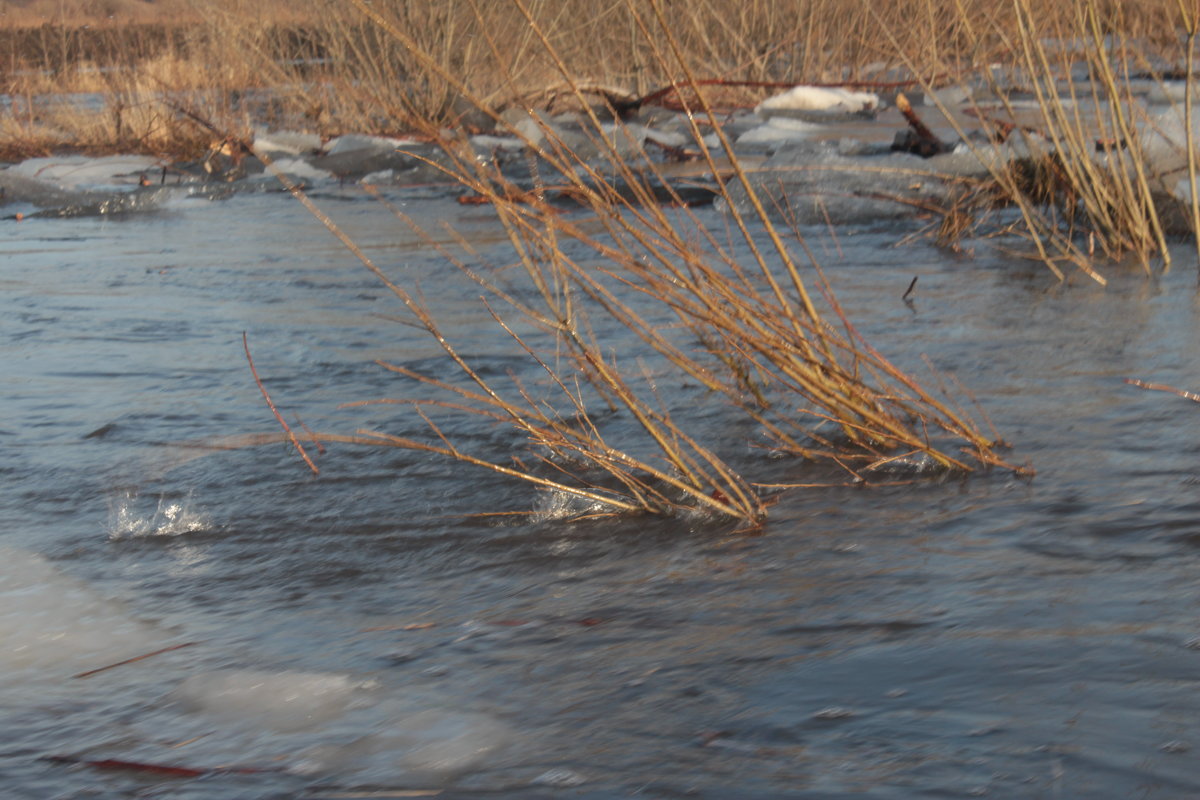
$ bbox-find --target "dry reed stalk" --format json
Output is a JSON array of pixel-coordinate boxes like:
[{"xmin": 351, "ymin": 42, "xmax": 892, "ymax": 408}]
[
  {"xmin": 902, "ymin": 0, "xmax": 1198, "ymax": 280},
  {"xmin": 1176, "ymin": 1, "xmax": 1200, "ymax": 270},
  {"xmin": 252, "ymin": 0, "xmax": 1026, "ymax": 527}
]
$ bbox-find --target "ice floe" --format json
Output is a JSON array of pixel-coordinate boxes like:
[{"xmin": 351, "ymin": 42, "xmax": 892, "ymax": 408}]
[{"xmin": 0, "ymin": 546, "xmax": 161, "ymax": 684}]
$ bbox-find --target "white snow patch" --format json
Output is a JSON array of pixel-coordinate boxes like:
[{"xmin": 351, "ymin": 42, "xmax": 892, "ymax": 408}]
[{"xmin": 755, "ymin": 85, "xmax": 878, "ymax": 117}]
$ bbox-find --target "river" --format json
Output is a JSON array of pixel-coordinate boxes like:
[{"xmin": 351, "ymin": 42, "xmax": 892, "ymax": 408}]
[{"xmin": 2, "ymin": 157, "xmax": 1200, "ymax": 799}]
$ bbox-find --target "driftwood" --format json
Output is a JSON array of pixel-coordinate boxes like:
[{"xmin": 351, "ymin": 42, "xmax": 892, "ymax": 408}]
[{"xmin": 891, "ymin": 93, "xmax": 952, "ymax": 157}]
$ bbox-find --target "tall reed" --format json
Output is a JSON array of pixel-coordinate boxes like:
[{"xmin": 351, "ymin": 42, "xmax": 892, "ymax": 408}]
[{"xmin": 909, "ymin": 0, "xmax": 1199, "ymax": 280}]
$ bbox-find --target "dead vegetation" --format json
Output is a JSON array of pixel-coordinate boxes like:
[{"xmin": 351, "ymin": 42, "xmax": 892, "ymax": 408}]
[
  {"xmin": 8, "ymin": 0, "xmax": 1200, "ymax": 524},
  {"xmin": 209, "ymin": 0, "xmax": 1026, "ymax": 529},
  {"xmin": 1, "ymin": 0, "xmax": 1196, "ymax": 155}
]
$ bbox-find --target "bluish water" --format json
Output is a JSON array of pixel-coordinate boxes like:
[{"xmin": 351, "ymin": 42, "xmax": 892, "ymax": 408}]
[{"xmin": 2, "ymin": 169, "xmax": 1200, "ymax": 799}]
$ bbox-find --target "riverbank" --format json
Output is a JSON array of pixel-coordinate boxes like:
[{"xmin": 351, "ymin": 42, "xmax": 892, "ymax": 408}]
[{"xmin": 1, "ymin": 0, "xmax": 1193, "ymax": 158}]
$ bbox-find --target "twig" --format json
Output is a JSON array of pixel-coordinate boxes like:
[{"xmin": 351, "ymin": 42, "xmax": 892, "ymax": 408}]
[
  {"xmin": 73, "ymin": 641, "xmax": 199, "ymax": 679},
  {"xmin": 1125, "ymin": 378, "xmax": 1200, "ymax": 403},
  {"xmin": 901, "ymin": 276, "xmax": 919, "ymax": 301},
  {"xmin": 40, "ymin": 755, "xmax": 279, "ymax": 777},
  {"xmin": 243, "ymin": 331, "xmax": 319, "ymax": 475},
  {"xmin": 293, "ymin": 412, "xmax": 326, "ymax": 454}
]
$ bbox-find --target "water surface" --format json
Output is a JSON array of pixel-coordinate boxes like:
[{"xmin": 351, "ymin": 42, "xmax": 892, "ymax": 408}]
[{"xmin": 2, "ymin": 176, "xmax": 1200, "ymax": 799}]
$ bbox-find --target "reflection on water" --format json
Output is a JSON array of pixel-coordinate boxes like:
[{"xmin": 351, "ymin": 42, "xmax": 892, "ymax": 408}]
[{"xmin": 1, "ymin": 179, "xmax": 1199, "ymax": 798}]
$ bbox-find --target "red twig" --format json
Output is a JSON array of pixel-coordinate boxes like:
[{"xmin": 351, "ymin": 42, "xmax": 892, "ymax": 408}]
[
  {"xmin": 243, "ymin": 331, "xmax": 319, "ymax": 474},
  {"xmin": 293, "ymin": 413, "xmax": 326, "ymax": 454},
  {"xmin": 40, "ymin": 755, "xmax": 279, "ymax": 777},
  {"xmin": 73, "ymin": 641, "xmax": 199, "ymax": 679}
]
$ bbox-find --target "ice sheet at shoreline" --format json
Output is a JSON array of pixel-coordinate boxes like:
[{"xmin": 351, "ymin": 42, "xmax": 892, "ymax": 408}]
[
  {"xmin": 6, "ymin": 78, "xmax": 1200, "ymax": 226},
  {"xmin": 0, "ymin": 545, "xmax": 515, "ymax": 783},
  {"xmin": 0, "ymin": 546, "xmax": 162, "ymax": 685}
]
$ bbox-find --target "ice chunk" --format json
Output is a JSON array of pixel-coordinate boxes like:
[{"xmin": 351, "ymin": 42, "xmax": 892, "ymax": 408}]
[
  {"xmin": 253, "ymin": 128, "xmax": 322, "ymax": 157},
  {"xmin": 265, "ymin": 157, "xmax": 333, "ymax": 182},
  {"xmin": 172, "ymin": 669, "xmax": 377, "ymax": 732},
  {"xmin": 1137, "ymin": 106, "xmax": 1200, "ymax": 180},
  {"xmin": 470, "ymin": 134, "xmax": 527, "ymax": 153},
  {"xmin": 293, "ymin": 708, "xmax": 511, "ymax": 780},
  {"xmin": 8, "ymin": 155, "xmax": 161, "ymax": 190},
  {"xmin": 322, "ymin": 133, "xmax": 420, "ymax": 156},
  {"xmin": 0, "ymin": 546, "xmax": 161, "ymax": 684},
  {"xmin": 737, "ymin": 116, "xmax": 820, "ymax": 146}
]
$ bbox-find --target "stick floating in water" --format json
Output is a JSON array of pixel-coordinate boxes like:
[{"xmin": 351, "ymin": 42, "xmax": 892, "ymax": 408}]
[
  {"xmin": 73, "ymin": 641, "xmax": 200, "ymax": 679},
  {"xmin": 1125, "ymin": 378, "xmax": 1200, "ymax": 403}
]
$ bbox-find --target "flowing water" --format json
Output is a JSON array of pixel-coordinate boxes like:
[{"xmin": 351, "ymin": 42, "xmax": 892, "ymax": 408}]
[{"xmin": 3, "ymin": 168, "xmax": 1200, "ymax": 799}]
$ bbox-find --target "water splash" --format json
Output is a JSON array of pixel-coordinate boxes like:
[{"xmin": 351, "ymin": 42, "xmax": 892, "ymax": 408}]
[
  {"xmin": 108, "ymin": 490, "xmax": 211, "ymax": 540},
  {"xmin": 532, "ymin": 488, "xmax": 625, "ymax": 522}
]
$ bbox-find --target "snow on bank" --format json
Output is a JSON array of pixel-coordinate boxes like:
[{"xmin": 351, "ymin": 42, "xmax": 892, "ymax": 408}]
[{"xmin": 755, "ymin": 85, "xmax": 879, "ymax": 117}]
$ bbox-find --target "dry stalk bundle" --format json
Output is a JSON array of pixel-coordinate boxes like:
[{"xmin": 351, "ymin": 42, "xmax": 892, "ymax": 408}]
[
  {"xmin": 265, "ymin": 0, "xmax": 1023, "ymax": 529},
  {"xmin": 909, "ymin": 0, "xmax": 1199, "ymax": 280}
]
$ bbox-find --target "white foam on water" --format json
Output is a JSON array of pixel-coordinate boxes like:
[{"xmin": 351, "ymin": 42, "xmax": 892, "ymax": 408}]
[
  {"xmin": 0, "ymin": 546, "xmax": 162, "ymax": 685},
  {"xmin": 532, "ymin": 487, "xmax": 626, "ymax": 521}
]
